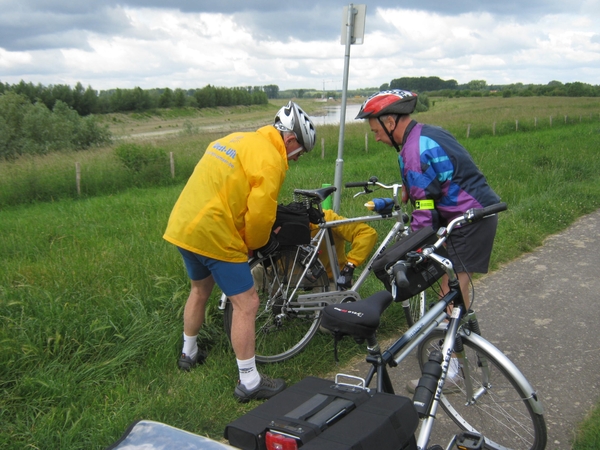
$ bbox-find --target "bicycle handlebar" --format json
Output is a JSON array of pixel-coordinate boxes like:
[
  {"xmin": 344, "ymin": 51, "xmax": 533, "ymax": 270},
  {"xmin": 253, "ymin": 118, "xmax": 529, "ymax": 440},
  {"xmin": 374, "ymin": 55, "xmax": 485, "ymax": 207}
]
[
  {"xmin": 393, "ymin": 261, "xmax": 411, "ymax": 288},
  {"xmin": 390, "ymin": 202, "xmax": 508, "ymax": 283},
  {"xmin": 345, "ymin": 181, "xmax": 371, "ymax": 188},
  {"xmin": 344, "ymin": 176, "xmax": 402, "ymax": 191},
  {"xmin": 464, "ymin": 202, "xmax": 508, "ymax": 223}
]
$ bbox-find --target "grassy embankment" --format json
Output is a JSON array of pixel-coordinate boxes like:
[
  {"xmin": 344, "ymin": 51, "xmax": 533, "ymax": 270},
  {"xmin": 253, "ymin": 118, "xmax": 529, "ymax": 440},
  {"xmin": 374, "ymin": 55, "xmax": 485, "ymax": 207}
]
[{"xmin": 1, "ymin": 96, "xmax": 600, "ymax": 449}]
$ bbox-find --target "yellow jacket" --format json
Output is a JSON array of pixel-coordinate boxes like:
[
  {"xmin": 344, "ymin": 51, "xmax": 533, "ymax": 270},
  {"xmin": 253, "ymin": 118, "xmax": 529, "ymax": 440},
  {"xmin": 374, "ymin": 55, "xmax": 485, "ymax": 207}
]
[
  {"xmin": 311, "ymin": 209, "xmax": 378, "ymax": 277},
  {"xmin": 163, "ymin": 126, "xmax": 289, "ymax": 262}
]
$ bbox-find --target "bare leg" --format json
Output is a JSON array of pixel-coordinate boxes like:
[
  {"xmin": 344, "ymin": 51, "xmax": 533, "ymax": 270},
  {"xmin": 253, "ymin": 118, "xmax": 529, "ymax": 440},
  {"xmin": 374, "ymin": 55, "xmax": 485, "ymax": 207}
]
[
  {"xmin": 183, "ymin": 276, "xmax": 215, "ymax": 336},
  {"xmin": 439, "ymin": 272, "xmax": 473, "ymax": 310},
  {"xmin": 228, "ymin": 287, "xmax": 260, "ymax": 360}
]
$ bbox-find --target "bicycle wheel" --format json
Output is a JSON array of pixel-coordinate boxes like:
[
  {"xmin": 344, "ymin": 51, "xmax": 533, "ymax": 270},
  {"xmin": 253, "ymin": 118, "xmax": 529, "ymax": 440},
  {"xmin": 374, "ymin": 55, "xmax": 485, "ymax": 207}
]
[
  {"xmin": 417, "ymin": 329, "xmax": 547, "ymax": 450},
  {"xmin": 223, "ymin": 246, "xmax": 330, "ymax": 363},
  {"xmin": 402, "ymin": 291, "xmax": 426, "ymax": 327}
]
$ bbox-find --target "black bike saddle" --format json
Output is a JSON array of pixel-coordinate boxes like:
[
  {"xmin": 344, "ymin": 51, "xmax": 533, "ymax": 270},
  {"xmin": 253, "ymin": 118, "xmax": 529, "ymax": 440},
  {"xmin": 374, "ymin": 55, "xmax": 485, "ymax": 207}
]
[
  {"xmin": 294, "ymin": 186, "xmax": 337, "ymax": 203},
  {"xmin": 320, "ymin": 291, "xmax": 393, "ymax": 340}
]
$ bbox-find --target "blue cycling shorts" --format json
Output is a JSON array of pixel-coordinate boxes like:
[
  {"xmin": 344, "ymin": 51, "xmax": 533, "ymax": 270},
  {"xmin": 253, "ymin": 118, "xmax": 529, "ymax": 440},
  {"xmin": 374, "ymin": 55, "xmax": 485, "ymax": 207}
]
[{"xmin": 177, "ymin": 247, "xmax": 254, "ymax": 296}]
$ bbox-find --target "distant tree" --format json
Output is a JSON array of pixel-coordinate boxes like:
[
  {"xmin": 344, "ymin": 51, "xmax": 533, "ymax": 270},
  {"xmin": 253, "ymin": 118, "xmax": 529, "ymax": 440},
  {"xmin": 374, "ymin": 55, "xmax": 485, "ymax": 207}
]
[
  {"xmin": 173, "ymin": 88, "xmax": 186, "ymax": 107},
  {"xmin": 379, "ymin": 83, "xmax": 390, "ymax": 91},
  {"xmin": 263, "ymin": 84, "xmax": 279, "ymax": 99},
  {"xmin": 390, "ymin": 76, "xmax": 458, "ymax": 92},
  {"xmin": 215, "ymin": 87, "xmax": 233, "ymax": 106},
  {"xmin": 467, "ymin": 80, "xmax": 487, "ymax": 91},
  {"xmin": 159, "ymin": 88, "xmax": 174, "ymax": 108},
  {"xmin": 565, "ymin": 82, "xmax": 592, "ymax": 97},
  {"xmin": 251, "ymin": 90, "xmax": 268, "ymax": 105},
  {"xmin": 232, "ymin": 87, "xmax": 251, "ymax": 106},
  {"xmin": 0, "ymin": 92, "xmax": 110, "ymax": 159},
  {"xmin": 72, "ymin": 82, "xmax": 85, "ymax": 114},
  {"xmin": 194, "ymin": 85, "xmax": 217, "ymax": 108},
  {"xmin": 0, "ymin": 92, "xmax": 30, "ymax": 158},
  {"xmin": 51, "ymin": 84, "xmax": 74, "ymax": 109}
]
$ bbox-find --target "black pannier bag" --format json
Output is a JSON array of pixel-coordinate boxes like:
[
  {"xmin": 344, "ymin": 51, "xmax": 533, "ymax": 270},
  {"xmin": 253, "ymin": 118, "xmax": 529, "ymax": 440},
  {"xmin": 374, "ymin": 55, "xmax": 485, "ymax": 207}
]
[
  {"xmin": 272, "ymin": 201, "xmax": 311, "ymax": 245},
  {"xmin": 224, "ymin": 376, "xmax": 418, "ymax": 450},
  {"xmin": 373, "ymin": 227, "xmax": 448, "ymax": 301}
]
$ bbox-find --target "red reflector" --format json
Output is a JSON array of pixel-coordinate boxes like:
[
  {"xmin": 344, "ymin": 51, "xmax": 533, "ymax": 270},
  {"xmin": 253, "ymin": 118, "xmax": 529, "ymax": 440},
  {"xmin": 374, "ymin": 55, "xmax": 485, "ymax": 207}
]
[{"xmin": 265, "ymin": 431, "xmax": 299, "ymax": 450}]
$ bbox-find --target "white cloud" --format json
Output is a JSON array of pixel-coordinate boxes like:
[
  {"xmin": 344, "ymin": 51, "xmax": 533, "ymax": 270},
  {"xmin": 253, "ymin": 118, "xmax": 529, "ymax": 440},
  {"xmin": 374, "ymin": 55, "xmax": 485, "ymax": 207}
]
[{"xmin": 1, "ymin": 3, "xmax": 599, "ymax": 90}]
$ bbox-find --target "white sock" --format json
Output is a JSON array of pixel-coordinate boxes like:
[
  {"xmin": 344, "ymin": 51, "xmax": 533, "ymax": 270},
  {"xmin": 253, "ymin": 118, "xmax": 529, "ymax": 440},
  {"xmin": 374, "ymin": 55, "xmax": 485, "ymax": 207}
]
[
  {"xmin": 237, "ymin": 356, "xmax": 260, "ymax": 390},
  {"xmin": 182, "ymin": 332, "xmax": 198, "ymax": 359}
]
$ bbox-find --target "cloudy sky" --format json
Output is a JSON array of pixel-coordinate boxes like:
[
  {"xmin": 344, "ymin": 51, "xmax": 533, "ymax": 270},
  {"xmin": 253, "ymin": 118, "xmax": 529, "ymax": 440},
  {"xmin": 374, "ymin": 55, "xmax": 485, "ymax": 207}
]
[{"xmin": 1, "ymin": 0, "xmax": 599, "ymax": 92}]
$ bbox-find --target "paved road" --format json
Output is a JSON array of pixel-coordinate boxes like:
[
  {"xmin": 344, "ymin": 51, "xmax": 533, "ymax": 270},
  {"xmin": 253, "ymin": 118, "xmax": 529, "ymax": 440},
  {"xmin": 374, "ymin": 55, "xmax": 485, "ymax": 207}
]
[{"xmin": 339, "ymin": 209, "xmax": 600, "ymax": 449}]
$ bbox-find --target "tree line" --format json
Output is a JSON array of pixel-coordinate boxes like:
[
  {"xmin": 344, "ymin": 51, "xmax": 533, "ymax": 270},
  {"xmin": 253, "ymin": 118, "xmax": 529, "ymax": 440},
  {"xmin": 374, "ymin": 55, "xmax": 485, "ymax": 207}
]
[
  {"xmin": 0, "ymin": 81, "xmax": 278, "ymax": 116},
  {"xmin": 383, "ymin": 76, "xmax": 600, "ymax": 98},
  {"xmin": 0, "ymin": 92, "xmax": 111, "ymax": 160}
]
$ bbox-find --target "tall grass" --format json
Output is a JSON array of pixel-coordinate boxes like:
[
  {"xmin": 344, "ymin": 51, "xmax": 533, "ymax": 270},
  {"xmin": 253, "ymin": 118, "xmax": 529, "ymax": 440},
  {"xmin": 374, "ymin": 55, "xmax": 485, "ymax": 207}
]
[
  {"xmin": 1, "ymin": 96, "xmax": 599, "ymax": 208},
  {"xmin": 1, "ymin": 99, "xmax": 600, "ymax": 448}
]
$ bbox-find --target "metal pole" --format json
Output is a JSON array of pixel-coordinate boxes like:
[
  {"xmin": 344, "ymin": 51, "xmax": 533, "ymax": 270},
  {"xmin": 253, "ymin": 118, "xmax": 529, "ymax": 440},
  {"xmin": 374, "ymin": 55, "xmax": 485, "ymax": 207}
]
[{"xmin": 332, "ymin": 4, "xmax": 355, "ymax": 213}]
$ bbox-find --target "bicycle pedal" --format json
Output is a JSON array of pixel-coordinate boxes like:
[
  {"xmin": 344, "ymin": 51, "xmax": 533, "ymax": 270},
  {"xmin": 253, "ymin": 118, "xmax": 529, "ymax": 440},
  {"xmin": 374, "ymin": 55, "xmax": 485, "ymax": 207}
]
[{"xmin": 455, "ymin": 431, "xmax": 484, "ymax": 450}]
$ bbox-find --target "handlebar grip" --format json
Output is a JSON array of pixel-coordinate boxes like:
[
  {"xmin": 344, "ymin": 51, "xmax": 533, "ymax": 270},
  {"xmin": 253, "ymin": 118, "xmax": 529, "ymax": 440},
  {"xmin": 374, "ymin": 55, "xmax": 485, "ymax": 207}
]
[
  {"xmin": 468, "ymin": 202, "xmax": 508, "ymax": 222},
  {"xmin": 345, "ymin": 181, "xmax": 369, "ymax": 188},
  {"xmin": 392, "ymin": 262, "xmax": 410, "ymax": 288}
]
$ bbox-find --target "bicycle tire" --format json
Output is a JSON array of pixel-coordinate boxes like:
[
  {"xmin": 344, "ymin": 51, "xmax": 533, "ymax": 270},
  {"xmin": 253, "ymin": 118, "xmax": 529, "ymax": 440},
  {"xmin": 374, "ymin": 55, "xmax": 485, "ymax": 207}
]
[
  {"xmin": 223, "ymin": 246, "xmax": 330, "ymax": 363},
  {"xmin": 417, "ymin": 329, "xmax": 547, "ymax": 450},
  {"xmin": 402, "ymin": 291, "xmax": 426, "ymax": 327}
]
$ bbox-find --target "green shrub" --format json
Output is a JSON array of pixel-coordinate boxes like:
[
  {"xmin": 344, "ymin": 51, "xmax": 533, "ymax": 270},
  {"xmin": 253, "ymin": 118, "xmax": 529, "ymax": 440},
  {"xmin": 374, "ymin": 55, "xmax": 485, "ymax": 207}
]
[
  {"xmin": 114, "ymin": 143, "xmax": 171, "ymax": 186},
  {"xmin": 0, "ymin": 92, "xmax": 112, "ymax": 159},
  {"xmin": 114, "ymin": 143, "xmax": 165, "ymax": 172}
]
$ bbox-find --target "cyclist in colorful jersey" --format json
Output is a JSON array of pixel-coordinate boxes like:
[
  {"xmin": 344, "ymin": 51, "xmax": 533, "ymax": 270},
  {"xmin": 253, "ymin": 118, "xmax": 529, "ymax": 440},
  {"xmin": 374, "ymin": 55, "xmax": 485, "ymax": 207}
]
[
  {"xmin": 163, "ymin": 102, "xmax": 316, "ymax": 402},
  {"xmin": 356, "ymin": 89, "xmax": 501, "ymax": 309}
]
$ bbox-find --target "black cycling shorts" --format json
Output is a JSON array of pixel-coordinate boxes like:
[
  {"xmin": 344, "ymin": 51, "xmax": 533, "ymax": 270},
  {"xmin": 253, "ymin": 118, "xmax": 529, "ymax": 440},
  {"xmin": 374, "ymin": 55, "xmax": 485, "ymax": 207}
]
[{"xmin": 446, "ymin": 214, "xmax": 498, "ymax": 274}]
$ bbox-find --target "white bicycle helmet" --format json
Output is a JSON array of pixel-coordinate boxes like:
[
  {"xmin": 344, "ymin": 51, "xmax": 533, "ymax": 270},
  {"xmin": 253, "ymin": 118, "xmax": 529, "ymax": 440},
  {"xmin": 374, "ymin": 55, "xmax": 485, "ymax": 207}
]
[{"xmin": 274, "ymin": 101, "xmax": 317, "ymax": 152}]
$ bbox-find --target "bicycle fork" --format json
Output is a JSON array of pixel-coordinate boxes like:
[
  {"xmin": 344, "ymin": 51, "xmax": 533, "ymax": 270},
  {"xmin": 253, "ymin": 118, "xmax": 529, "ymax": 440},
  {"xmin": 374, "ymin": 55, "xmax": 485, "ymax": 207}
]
[{"xmin": 416, "ymin": 306, "xmax": 464, "ymax": 450}]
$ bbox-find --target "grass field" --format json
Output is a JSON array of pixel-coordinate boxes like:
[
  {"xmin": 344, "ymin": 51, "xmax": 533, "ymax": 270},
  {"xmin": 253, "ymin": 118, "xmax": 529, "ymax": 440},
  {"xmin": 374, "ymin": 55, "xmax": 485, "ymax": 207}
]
[{"xmin": 1, "ymin": 97, "xmax": 600, "ymax": 449}]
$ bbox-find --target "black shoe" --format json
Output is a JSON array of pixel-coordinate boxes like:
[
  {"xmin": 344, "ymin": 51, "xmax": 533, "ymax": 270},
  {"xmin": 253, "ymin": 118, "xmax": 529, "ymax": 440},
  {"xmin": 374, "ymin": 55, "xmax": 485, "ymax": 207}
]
[
  {"xmin": 234, "ymin": 373, "xmax": 286, "ymax": 403},
  {"xmin": 178, "ymin": 350, "xmax": 207, "ymax": 371}
]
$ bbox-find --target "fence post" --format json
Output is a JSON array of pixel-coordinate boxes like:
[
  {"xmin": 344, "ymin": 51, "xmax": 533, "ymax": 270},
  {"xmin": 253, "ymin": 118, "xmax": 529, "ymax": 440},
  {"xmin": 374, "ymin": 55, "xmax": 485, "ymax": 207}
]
[
  {"xmin": 493, "ymin": 122, "xmax": 496, "ymax": 136},
  {"xmin": 466, "ymin": 124, "xmax": 471, "ymax": 138},
  {"xmin": 535, "ymin": 117, "xmax": 538, "ymax": 128},
  {"xmin": 365, "ymin": 133, "xmax": 368, "ymax": 152},
  {"xmin": 564, "ymin": 115, "xmax": 567, "ymax": 124},
  {"xmin": 550, "ymin": 116, "xmax": 553, "ymax": 127},
  {"xmin": 75, "ymin": 162, "xmax": 81, "ymax": 196},
  {"xmin": 169, "ymin": 152, "xmax": 175, "ymax": 178},
  {"xmin": 515, "ymin": 120, "xmax": 518, "ymax": 132},
  {"xmin": 321, "ymin": 138, "xmax": 325, "ymax": 160}
]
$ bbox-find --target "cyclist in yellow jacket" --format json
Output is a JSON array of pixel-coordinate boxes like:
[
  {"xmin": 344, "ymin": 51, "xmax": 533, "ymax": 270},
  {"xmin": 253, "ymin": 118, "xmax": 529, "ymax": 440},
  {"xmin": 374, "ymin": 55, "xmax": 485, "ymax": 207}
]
[
  {"xmin": 310, "ymin": 209, "xmax": 377, "ymax": 289},
  {"xmin": 163, "ymin": 102, "xmax": 316, "ymax": 402}
]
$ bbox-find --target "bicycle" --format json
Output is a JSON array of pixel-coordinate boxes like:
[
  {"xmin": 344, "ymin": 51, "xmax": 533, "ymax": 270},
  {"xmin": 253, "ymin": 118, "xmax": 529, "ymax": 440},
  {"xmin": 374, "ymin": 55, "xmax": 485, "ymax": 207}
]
[
  {"xmin": 219, "ymin": 177, "xmax": 426, "ymax": 363},
  {"xmin": 319, "ymin": 203, "xmax": 547, "ymax": 450}
]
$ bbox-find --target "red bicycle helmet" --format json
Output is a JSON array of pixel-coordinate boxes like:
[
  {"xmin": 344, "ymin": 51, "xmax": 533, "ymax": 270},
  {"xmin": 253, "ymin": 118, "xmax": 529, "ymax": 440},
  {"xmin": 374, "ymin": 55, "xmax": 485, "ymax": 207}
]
[{"xmin": 355, "ymin": 89, "xmax": 418, "ymax": 119}]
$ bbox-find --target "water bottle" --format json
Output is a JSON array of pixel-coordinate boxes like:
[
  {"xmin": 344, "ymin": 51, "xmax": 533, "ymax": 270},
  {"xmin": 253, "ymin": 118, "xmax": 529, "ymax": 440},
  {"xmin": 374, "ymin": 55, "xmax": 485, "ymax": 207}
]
[{"xmin": 412, "ymin": 350, "xmax": 443, "ymax": 418}]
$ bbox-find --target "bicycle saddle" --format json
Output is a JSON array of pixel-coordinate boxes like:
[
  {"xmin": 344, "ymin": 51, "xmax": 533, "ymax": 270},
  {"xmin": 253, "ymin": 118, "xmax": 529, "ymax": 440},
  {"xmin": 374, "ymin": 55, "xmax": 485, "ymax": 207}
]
[
  {"xmin": 294, "ymin": 186, "xmax": 337, "ymax": 203},
  {"xmin": 321, "ymin": 290, "xmax": 393, "ymax": 341}
]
